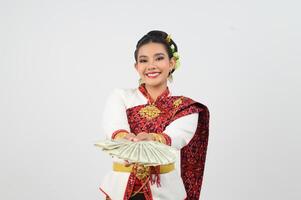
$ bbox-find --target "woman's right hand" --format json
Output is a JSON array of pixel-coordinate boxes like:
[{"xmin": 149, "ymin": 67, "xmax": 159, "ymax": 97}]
[
  {"xmin": 124, "ymin": 133, "xmax": 138, "ymax": 142},
  {"xmin": 124, "ymin": 132, "xmax": 155, "ymax": 142}
]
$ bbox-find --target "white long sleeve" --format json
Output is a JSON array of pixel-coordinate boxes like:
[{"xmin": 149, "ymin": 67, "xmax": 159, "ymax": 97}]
[
  {"xmin": 101, "ymin": 89, "xmax": 131, "ymax": 139},
  {"xmin": 164, "ymin": 113, "xmax": 199, "ymax": 150}
]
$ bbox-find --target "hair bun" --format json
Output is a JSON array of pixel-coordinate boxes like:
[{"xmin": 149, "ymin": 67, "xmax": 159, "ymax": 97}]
[{"xmin": 147, "ymin": 30, "xmax": 168, "ymax": 39}]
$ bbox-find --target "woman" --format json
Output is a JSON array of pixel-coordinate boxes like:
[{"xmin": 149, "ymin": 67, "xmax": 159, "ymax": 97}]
[{"xmin": 99, "ymin": 30, "xmax": 210, "ymax": 200}]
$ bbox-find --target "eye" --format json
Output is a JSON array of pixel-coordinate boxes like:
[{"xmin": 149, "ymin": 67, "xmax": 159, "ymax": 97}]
[
  {"xmin": 156, "ymin": 56, "xmax": 164, "ymax": 61},
  {"xmin": 139, "ymin": 59, "xmax": 147, "ymax": 63}
]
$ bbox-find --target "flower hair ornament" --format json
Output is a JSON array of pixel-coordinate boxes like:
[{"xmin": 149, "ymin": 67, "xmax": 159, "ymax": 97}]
[{"xmin": 165, "ymin": 34, "xmax": 180, "ymax": 70}]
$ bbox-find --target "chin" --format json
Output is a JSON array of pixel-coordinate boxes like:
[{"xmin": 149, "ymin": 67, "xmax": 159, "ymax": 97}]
[{"xmin": 144, "ymin": 79, "xmax": 166, "ymax": 88}]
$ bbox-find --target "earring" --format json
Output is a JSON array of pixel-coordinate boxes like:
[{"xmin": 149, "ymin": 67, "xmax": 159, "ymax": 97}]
[
  {"xmin": 168, "ymin": 71, "xmax": 173, "ymax": 83},
  {"xmin": 139, "ymin": 78, "xmax": 144, "ymax": 85}
]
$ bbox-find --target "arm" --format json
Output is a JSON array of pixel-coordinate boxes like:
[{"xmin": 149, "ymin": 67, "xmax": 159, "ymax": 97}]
[
  {"xmin": 131, "ymin": 114, "xmax": 198, "ymax": 146},
  {"xmin": 101, "ymin": 89, "xmax": 131, "ymax": 139},
  {"xmin": 163, "ymin": 113, "xmax": 199, "ymax": 150}
]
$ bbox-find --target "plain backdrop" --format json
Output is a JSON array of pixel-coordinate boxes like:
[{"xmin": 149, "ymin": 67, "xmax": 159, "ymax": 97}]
[{"xmin": 0, "ymin": 0, "xmax": 300, "ymax": 199}]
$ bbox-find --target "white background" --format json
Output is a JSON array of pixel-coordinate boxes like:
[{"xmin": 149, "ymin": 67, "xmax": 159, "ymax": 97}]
[{"xmin": 0, "ymin": 0, "xmax": 300, "ymax": 199}]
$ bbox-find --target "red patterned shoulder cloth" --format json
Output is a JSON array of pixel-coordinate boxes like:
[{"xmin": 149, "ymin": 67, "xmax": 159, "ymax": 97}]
[
  {"xmin": 175, "ymin": 99, "xmax": 210, "ymax": 200},
  {"xmin": 161, "ymin": 96, "xmax": 210, "ymax": 200}
]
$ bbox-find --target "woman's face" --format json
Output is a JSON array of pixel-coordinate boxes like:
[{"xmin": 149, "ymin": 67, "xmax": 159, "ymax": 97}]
[{"xmin": 135, "ymin": 42, "xmax": 175, "ymax": 88}]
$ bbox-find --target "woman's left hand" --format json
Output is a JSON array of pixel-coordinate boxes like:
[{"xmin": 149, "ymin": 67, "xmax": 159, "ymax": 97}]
[{"xmin": 135, "ymin": 132, "xmax": 155, "ymax": 142}]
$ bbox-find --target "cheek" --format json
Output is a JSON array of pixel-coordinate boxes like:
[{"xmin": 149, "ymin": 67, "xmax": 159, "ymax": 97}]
[
  {"xmin": 136, "ymin": 65, "xmax": 145, "ymax": 75},
  {"xmin": 162, "ymin": 59, "xmax": 171, "ymax": 68},
  {"xmin": 161, "ymin": 62, "xmax": 171, "ymax": 73}
]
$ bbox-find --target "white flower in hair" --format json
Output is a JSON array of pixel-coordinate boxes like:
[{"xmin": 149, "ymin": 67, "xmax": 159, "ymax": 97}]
[
  {"xmin": 170, "ymin": 44, "xmax": 175, "ymax": 51},
  {"xmin": 165, "ymin": 34, "xmax": 172, "ymax": 43},
  {"xmin": 165, "ymin": 34, "xmax": 181, "ymax": 69}
]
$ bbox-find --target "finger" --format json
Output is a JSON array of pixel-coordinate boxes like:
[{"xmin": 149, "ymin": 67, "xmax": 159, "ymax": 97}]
[
  {"xmin": 124, "ymin": 135, "xmax": 135, "ymax": 140},
  {"xmin": 135, "ymin": 134, "xmax": 148, "ymax": 142},
  {"xmin": 137, "ymin": 132, "xmax": 147, "ymax": 135},
  {"xmin": 124, "ymin": 160, "xmax": 131, "ymax": 167}
]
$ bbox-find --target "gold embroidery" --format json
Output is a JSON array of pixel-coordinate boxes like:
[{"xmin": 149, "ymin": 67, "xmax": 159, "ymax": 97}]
[
  {"xmin": 173, "ymin": 97, "xmax": 183, "ymax": 108},
  {"xmin": 134, "ymin": 164, "xmax": 150, "ymax": 180},
  {"xmin": 139, "ymin": 104, "xmax": 161, "ymax": 120}
]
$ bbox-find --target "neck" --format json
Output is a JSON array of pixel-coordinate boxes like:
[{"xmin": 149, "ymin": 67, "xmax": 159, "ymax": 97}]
[{"xmin": 145, "ymin": 82, "xmax": 167, "ymax": 102}]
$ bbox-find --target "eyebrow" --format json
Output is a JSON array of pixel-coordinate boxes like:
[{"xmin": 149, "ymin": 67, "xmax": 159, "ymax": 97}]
[{"xmin": 138, "ymin": 53, "xmax": 166, "ymax": 59}]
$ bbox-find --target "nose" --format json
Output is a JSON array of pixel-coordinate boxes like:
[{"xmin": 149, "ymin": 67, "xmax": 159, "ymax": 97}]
[
  {"xmin": 147, "ymin": 65, "xmax": 156, "ymax": 70},
  {"xmin": 146, "ymin": 59, "xmax": 157, "ymax": 69},
  {"xmin": 148, "ymin": 59, "xmax": 156, "ymax": 67},
  {"xmin": 149, "ymin": 59, "xmax": 156, "ymax": 66}
]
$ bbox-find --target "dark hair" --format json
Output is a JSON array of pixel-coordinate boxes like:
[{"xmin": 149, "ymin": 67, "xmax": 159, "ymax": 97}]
[{"xmin": 134, "ymin": 30, "xmax": 178, "ymax": 74}]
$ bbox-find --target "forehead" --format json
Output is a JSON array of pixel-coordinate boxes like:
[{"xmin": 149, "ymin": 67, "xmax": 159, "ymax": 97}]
[{"xmin": 137, "ymin": 42, "xmax": 168, "ymax": 57}]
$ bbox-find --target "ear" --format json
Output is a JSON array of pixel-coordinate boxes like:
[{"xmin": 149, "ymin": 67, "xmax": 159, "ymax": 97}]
[
  {"xmin": 169, "ymin": 57, "xmax": 176, "ymax": 71},
  {"xmin": 134, "ymin": 62, "xmax": 138, "ymax": 70}
]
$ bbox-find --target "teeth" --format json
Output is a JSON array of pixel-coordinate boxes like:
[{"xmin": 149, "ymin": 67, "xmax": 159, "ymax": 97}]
[{"xmin": 147, "ymin": 73, "xmax": 160, "ymax": 77}]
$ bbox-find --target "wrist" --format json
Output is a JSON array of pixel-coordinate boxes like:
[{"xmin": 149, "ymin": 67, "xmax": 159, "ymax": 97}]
[
  {"xmin": 161, "ymin": 132, "xmax": 172, "ymax": 146},
  {"xmin": 150, "ymin": 133, "xmax": 167, "ymax": 144},
  {"xmin": 112, "ymin": 129, "xmax": 129, "ymax": 140}
]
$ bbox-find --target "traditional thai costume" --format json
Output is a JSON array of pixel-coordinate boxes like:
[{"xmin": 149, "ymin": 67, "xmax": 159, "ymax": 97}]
[{"xmin": 99, "ymin": 84, "xmax": 210, "ymax": 200}]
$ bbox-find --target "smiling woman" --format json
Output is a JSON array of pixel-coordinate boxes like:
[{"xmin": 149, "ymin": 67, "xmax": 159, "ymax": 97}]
[{"xmin": 98, "ymin": 30, "xmax": 210, "ymax": 200}]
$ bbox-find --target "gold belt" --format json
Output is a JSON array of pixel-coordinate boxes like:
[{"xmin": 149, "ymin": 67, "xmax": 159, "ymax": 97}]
[{"xmin": 113, "ymin": 163, "xmax": 174, "ymax": 174}]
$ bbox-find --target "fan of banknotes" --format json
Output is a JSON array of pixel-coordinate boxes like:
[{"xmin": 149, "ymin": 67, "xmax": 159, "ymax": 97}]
[{"xmin": 94, "ymin": 139, "xmax": 177, "ymax": 166}]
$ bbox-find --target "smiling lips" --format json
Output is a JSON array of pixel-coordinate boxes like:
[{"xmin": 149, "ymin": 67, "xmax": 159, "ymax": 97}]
[{"xmin": 145, "ymin": 72, "xmax": 161, "ymax": 78}]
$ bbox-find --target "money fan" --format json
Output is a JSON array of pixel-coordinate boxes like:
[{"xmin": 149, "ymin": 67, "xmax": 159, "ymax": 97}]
[{"xmin": 94, "ymin": 139, "xmax": 177, "ymax": 166}]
